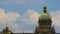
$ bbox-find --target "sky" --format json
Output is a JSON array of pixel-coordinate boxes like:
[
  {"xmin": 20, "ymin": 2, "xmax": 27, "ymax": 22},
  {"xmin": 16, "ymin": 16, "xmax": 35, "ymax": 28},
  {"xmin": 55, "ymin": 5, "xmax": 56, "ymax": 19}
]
[{"xmin": 0, "ymin": 0, "xmax": 60, "ymax": 33}]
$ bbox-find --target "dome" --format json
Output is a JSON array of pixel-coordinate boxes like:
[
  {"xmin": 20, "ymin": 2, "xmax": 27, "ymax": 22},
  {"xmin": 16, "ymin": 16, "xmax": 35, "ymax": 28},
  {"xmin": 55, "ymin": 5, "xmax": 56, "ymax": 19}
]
[{"xmin": 41, "ymin": 12, "xmax": 50, "ymax": 19}]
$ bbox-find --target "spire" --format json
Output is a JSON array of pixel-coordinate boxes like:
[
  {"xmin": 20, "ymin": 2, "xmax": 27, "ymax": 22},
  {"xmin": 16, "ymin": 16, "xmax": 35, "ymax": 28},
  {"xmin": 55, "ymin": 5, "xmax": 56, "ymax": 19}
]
[
  {"xmin": 43, "ymin": 4, "xmax": 47, "ymax": 13},
  {"xmin": 5, "ymin": 23, "xmax": 9, "ymax": 29}
]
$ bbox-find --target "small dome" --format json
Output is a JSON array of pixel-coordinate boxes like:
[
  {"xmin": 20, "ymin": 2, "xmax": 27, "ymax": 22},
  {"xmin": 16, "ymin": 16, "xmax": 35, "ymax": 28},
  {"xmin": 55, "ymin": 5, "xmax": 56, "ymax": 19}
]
[{"xmin": 41, "ymin": 12, "xmax": 50, "ymax": 19}]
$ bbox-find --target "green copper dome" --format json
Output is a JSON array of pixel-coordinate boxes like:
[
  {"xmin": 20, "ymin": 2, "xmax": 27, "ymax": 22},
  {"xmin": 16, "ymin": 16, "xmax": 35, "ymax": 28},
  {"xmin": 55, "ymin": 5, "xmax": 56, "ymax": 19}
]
[{"xmin": 41, "ymin": 13, "xmax": 49, "ymax": 19}]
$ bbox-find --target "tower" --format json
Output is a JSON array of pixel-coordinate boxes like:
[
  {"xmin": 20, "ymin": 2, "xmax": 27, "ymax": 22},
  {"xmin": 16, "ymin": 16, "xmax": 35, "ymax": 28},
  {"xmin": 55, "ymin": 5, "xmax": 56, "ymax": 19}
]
[
  {"xmin": 2, "ymin": 25, "xmax": 13, "ymax": 34},
  {"xmin": 35, "ymin": 5, "xmax": 56, "ymax": 34}
]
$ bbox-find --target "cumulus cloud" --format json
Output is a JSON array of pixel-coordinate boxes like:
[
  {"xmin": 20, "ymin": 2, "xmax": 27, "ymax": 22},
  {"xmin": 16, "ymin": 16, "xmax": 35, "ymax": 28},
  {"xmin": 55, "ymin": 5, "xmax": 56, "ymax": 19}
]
[
  {"xmin": 0, "ymin": 8, "xmax": 21, "ymax": 32},
  {"xmin": 14, "ymin": 29, "xmax": 33, "ymax": 33},
  {"xmin": 0, "ymin": 8, "xmax": 39, "ymax": 33},
  {"xmin": 0, "ymin": 8, "xmax": 21, "ymax": 24},
  {"xmin": 23, "ymin": 9, "xmax": 39, "ymax": 25},
  {"xmin": 51, "ymin": 11, "xmax": 60, "ymax": 26},
  {"xmin": 50, "ymin": 11, "xmax": 60, "ymax": 33},
  {"xmin": 23, "ymin": 30, "xmax": 34, "ymax": 33}
]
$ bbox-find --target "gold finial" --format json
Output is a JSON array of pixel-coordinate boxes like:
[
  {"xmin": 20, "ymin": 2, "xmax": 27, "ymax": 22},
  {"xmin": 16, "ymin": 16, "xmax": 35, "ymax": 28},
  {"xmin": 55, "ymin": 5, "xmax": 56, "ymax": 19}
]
[
  {"xmin": 44, "ymin": 4, "xmax": 46, "ymax": 7},
  {"xmin": 43, "ymin": 4, "xmax": 46, "ymax": 9},
  {"xmin": 43, "ymin": 4, "xmax": 47, "ymax": 13},
  {"xmin": 5, "ymin": 23, "xmax": 8, "ymax": 27}
]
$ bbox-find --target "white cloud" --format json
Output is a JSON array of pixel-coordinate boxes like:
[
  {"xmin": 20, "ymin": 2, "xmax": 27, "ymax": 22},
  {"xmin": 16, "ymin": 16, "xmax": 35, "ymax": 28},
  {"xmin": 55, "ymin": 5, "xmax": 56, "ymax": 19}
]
[
  {"xmin": 14, "ymin": 29, "xmax": 23, "ymax": 33},
  {"xmin": 0, "ymin": 9, "xmax": 21, "ymax": 24},
  {"xmin": 0, "ymin": 8, "xmax": 38, "ymax": 33},
  {"xmin": 0, "ymin": 8, "xmax": 21, "ymax": 32},
  {"xmin": 50, "ymin": 11, "xmax": 60, "ymax": 33},
  {"xmin": 14, "ymin": 29, "xmax": 33, "ymax": 33},
  {"xmin": 6, "ymin": 12, "xmax": 20, "ymax": 21},
  {"xmin": 23, "ymin": 30, "xmax": 33, "ymax": 33},
  {"xmin": 24, "ymin": 9, "xmax": 39, "ymax": 25},
  {"xmin": 51, "ymin": 11, "xmax": 60, "ymax": 26}
]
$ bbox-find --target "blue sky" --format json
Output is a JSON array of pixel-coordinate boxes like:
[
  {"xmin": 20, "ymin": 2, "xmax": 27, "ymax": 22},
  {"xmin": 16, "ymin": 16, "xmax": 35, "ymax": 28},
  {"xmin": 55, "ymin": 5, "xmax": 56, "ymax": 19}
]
[
  {"xmin": 0, "ymin": 0, "xmax": 60, "ymax": 13},
  {"xmin": 0, "ymin": 0, "xmax": 60, "ymax": 33}
]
